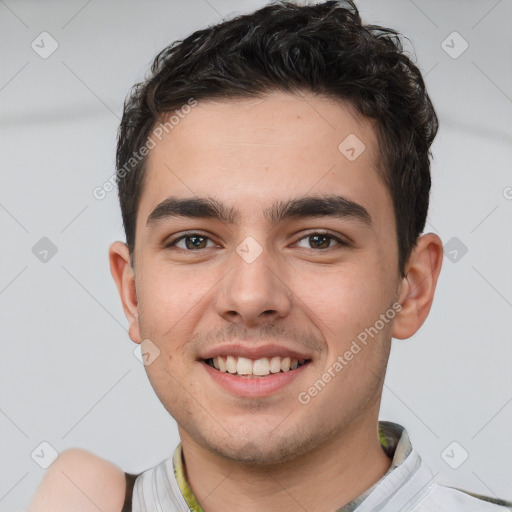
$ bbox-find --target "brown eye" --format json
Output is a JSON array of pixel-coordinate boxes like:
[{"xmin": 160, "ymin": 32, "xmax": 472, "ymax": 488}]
[
  {"xmin": 296, "ymin": 232, "xmax": 346, "ymax": 250},
  {"xmin": 167, "ymin": 234, "xmax": 215, "ymax": 251}
]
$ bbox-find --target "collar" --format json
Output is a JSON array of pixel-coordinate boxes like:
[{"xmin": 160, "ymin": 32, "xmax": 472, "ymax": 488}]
[
  {"xmin": 172, "ymin": 420, "xmax": 412, "ymax": 512},
  {"xmin": 339, "ymin": 421, "xmax": 412, "ymax": 511}
]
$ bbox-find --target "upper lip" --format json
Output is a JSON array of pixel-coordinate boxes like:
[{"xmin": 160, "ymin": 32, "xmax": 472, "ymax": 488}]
[{"xmin": 199, "ymin": 343, "xmax": 313, "ymax": 361}]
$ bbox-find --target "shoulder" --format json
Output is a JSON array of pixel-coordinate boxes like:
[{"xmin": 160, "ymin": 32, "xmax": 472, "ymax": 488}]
[
  {"xmin": 419, "ymin": 482, "xmax": 512, "ymax": 511},
  {"xmin": 29, "ymin": 448, "xmax": 128, "ymax": 512}
]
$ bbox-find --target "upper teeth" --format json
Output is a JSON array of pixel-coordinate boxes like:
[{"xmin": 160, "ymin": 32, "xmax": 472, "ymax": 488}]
[{"xmin": 209, "ymin": 356, "xmax": 305, "ymax": 376}]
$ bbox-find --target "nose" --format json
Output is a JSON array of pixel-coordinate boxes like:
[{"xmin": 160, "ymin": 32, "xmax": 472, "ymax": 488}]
[{"xmin": 213, "ymin": 240, "xmax": 293, "ymax": 327}]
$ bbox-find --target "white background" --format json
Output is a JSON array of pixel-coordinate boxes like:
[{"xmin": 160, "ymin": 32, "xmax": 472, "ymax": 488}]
[{"xmin": 1, "ymin": 0, "xmax": 511, "ymax": 509}]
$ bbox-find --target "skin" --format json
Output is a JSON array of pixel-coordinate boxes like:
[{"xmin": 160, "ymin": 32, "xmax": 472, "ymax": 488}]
[
  {"xmin": 109, "ymin": 90, "xmax": 443, "ymax": 512},
  {"xmin": 28, "ymin": 449, "xmax": 126, "ymax": 511}
]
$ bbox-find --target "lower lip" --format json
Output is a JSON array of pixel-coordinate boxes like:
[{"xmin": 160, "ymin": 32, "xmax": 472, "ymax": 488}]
[{"xmin": 201, "ymin": 361, "xmax": 309, "ymax": 397}]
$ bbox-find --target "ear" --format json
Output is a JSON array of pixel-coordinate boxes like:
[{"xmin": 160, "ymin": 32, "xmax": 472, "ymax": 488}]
[
  {"xmin": 392, "ymin": 233, "xmax": 444, "ymax": 340},
  {"xmin": 109, "ymin": 241, "xmax": 142, "ymax": 344}
]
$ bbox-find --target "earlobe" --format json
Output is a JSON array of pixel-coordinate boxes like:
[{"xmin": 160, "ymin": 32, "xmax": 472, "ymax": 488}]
[
  {"xmin": 392, "ymin": 233, "xmax": 444, "ymax": 340},
  {"xmin": 108, "ymin": 241, "xmax": 142, "ymax": 344}
]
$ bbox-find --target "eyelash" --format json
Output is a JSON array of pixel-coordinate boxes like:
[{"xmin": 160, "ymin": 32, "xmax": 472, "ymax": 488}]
[{"xmin": 165, "ymin": 231, "xmax": 348, "ymax": 252}]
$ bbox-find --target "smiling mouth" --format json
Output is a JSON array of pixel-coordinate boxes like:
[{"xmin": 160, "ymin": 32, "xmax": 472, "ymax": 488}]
[{"xmin": 204, "ymin": 355, "xmax": 311, "ymax": 378}]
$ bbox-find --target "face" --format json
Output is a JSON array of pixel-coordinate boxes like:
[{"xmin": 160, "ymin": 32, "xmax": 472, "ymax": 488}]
[{"xmin": 117, "ymin": 91, "xmax": 405, "ymax": 464}]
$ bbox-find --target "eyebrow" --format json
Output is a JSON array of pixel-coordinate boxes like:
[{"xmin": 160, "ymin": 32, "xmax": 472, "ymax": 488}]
[{"xmin": 146, "ymin": 194, "xmax": 373, "ymax": 228}]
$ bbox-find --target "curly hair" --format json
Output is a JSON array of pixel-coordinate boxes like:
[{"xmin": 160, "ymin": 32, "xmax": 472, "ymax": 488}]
[{"xmin": 116, "ymin": 0, "xmax": 438, "ymax": 277}]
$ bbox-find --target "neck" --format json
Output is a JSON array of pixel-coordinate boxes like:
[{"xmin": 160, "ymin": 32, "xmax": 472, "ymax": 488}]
[{"xmin": 179, "ymin": 418, "xmax": 392, "ymax": 512}]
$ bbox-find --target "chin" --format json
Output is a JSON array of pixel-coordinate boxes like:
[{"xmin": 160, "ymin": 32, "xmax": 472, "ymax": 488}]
[
  {"xmin": 198, "ymin": 424, "xmax": 323, "ymax": 467},
  {"xmin": 213, "ymin": 442, "xmax": 299, "ymax": 466}
]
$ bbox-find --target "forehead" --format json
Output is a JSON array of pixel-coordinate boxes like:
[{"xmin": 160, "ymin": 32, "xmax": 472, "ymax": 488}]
[{"xmin": 138, "ymin": 91, "xmax": 392, "ymax": 230}]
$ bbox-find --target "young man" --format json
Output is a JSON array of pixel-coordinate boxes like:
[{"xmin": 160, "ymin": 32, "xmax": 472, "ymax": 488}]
[{"xmin": 29, "ymin": 1, "xmax": 512, "ymax": 511}]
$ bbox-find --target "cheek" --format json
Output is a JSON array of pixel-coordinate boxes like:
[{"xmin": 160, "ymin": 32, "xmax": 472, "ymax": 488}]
[
  {"xmin": 294, "ymin": 264, "xmax": 379, "ymax": 329},
  {"xmin": 291, "ymin": 260, "xmax": 393, "ymax": 358},
  {"xmin": 136, "ymin": 285, "xmax": 186, "ymax": 374},
  {"xmin": 139, "ymin": 265, "xmax": 203, "ymax": 327}
]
